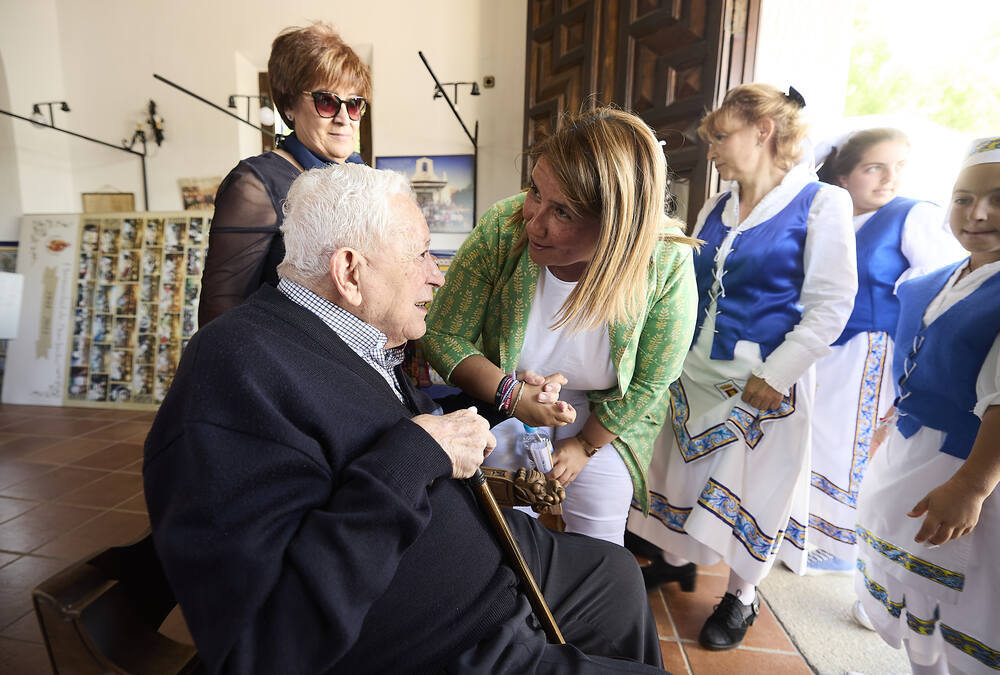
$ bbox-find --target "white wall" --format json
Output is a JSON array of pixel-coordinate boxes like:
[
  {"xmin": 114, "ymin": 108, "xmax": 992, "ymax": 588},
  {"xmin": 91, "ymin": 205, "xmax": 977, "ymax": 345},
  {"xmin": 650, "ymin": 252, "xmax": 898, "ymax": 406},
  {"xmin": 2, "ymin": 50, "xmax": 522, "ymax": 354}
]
[
  {"xmin": 0, "ymin": 0, "xmax": 527, "ymax": 222},
  {"xmin": 754, "ymin": 0, "xmax": 855, "ymax": 156},
  {"xmin": 0, "ymin": 0, "xmax": 75, "ymax": 238},
  {"xmin": 0, "ymin": 52, "xmax": 24, "ymax": 240}
]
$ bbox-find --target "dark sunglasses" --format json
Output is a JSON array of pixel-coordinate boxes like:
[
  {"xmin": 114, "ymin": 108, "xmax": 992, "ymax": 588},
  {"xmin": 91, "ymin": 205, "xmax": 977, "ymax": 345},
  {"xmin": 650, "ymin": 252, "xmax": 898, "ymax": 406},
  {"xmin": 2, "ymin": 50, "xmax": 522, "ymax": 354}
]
[{"xmin": 304, "ymin": 91, "xmax": 367, "ymax": 120}]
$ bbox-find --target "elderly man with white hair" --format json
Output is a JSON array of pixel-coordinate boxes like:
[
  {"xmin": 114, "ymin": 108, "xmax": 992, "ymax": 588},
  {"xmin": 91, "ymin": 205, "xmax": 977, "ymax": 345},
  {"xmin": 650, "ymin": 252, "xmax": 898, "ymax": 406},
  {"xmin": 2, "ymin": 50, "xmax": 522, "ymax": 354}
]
[{"xmin": 143, "ymin": 164, "xmax": 665, "ymax": 674}]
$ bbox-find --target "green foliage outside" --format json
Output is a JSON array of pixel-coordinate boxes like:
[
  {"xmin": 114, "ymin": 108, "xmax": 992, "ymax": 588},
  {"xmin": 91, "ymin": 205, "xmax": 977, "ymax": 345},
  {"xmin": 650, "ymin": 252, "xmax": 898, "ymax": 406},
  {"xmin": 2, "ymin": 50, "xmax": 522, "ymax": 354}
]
[{"xmin": 845, "ymin": 3, "xmax": 1000, "ymax": 136}]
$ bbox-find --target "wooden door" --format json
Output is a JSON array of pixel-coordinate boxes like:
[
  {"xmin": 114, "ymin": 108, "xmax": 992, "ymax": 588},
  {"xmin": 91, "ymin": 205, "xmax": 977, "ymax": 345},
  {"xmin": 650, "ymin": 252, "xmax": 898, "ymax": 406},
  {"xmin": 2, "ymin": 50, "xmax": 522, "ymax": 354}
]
[{"xmin": 523, "ymin": 0, "xmax": 759, "ymax": 226}]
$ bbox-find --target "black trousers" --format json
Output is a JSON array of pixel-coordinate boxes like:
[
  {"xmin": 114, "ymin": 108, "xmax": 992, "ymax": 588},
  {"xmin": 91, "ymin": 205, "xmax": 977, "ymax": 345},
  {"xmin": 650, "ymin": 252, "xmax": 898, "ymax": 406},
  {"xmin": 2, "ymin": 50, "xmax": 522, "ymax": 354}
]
[{"xmin": 445, "ymin": 510, "xmax": 667, "ymax": 674}]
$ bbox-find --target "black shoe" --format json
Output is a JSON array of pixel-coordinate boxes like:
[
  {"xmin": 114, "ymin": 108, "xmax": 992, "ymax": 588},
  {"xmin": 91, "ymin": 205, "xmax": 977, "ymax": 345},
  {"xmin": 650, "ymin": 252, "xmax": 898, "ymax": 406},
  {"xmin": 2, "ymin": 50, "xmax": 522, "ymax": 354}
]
[
  {"xmin": 698, "ymin": 592, "xmax": 760, "ymax": 650},
  {"xmin": 624, "ymin": 531, "xmax": 664, "ymax": 560},
  {"xmin": 641, "ymin": 558, "xmax": 697, "ymax": 592}
]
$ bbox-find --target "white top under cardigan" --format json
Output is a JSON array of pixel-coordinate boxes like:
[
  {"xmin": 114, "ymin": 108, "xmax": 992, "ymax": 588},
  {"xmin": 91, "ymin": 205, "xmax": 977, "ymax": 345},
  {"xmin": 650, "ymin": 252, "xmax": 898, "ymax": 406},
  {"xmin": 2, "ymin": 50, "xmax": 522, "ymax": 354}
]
[{"xmin": 516, "ymin": 267, "xmax": 617, "ymax": 392}]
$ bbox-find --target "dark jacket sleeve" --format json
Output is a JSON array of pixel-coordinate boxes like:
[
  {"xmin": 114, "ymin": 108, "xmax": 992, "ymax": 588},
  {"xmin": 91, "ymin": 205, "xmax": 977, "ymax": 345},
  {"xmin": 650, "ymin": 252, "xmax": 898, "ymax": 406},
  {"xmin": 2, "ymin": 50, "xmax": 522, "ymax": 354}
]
[{"xmin": 144, "ymin": 415, "xmax": 453, "ymax": 674}]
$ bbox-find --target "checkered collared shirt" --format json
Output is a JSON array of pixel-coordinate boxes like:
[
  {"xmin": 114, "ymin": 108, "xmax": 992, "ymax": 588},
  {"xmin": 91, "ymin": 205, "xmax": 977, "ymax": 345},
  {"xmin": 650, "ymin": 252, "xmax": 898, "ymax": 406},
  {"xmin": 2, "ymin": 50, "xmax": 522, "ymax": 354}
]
[{"xmin": 277, "ymin": 278, "xmax": 406, "ymax": 404}]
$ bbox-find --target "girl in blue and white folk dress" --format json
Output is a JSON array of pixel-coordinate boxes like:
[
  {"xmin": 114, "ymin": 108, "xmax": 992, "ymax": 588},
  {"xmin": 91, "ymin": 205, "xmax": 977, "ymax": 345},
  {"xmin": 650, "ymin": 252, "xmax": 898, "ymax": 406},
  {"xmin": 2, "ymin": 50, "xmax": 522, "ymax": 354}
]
[
  {"xmin": 808, "ymin": 129, "xmax": 964, "ymax": 577},
  {"xmin": 627, "ymin": 84, "xmax": 857, "ymax": 650},
  {"xmin": 855, "ymin": 137, "xmax": 1000, "ymax": 675}
]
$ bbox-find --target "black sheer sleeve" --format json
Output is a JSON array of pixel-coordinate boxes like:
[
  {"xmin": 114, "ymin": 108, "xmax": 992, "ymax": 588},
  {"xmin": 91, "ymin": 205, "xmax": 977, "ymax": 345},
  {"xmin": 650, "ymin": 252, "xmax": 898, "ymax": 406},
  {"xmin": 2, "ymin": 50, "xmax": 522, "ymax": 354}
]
[{"xmin": 199, "ymin": 163, "xmax": 284, "ymax": 326}]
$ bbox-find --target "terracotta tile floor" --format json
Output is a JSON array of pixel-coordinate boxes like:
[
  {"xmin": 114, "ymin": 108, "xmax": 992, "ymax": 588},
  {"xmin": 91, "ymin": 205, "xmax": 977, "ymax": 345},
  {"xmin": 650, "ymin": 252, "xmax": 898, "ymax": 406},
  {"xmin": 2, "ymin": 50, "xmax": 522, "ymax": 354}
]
[
  {"xmin": 0, "ymin": 403, "xmax": 812, "ymax": 674},
  {"xmin": 0, "ymin": 404, "xmax": 152, "ymax": 673},
  {"xmin": 643, "ymin": 558, "xmax": 812, "ymax": 674}
]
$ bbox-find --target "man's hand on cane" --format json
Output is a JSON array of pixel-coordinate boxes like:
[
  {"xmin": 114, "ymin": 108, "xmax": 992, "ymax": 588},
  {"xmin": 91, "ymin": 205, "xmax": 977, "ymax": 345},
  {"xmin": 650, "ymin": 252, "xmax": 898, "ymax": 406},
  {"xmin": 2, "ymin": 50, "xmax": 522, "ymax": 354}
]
[{"xmin": 413, "ymin": 408, "xmax": 496, "ymax": 479}]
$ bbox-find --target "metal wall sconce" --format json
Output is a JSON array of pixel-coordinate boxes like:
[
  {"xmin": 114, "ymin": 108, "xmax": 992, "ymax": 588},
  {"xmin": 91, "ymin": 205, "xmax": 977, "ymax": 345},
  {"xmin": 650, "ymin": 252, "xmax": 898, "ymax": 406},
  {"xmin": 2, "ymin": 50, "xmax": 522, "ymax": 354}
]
[
  {"xmin": 0, "ymin": 98, "xmax": 153, "ymax": 209},
  {"xmin": 30, "ymin": 100, "xmax": 70, "ymax": 127},
  {"xmin": 147, "ymin": 99, "xmax": 165, "ymax": 146},
  {"xmin": 228, "ymin": 94, "xmax": 275, "ymax": 126},
  {"xmin": 153, "ymin": 74, "xmax": 276, "ymax": 139},
  {"xmin": 432, "ymin": 81, "xmax": 480, "ymax": 105},
  {"xmin": 123, "ymin": 100, "xmax": 165, "ymax": 151},
  {"xmin": 419, "ymin": 52, "xmax": 480, "ymax": 217}
]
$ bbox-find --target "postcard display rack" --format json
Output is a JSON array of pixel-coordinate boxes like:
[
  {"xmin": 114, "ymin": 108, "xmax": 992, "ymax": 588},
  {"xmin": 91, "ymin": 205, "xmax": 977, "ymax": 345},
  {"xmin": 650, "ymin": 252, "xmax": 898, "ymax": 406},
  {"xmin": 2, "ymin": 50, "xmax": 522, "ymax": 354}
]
[{"xmin": 1, "ymin": 212, "xmax": 211, "ymax": 410}]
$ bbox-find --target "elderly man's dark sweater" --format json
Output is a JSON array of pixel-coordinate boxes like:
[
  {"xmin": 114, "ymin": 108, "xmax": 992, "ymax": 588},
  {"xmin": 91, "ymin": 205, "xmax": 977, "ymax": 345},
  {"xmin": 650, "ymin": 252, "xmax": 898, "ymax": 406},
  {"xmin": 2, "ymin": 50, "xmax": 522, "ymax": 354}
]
[{"xmin": 143, "ymin": 285, "xmax": 519, "ymax": 674}]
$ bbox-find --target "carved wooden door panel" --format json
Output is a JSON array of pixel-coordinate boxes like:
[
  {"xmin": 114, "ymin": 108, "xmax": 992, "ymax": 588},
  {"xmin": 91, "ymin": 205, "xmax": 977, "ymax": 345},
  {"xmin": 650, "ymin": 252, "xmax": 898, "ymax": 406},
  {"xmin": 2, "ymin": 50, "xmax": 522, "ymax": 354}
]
[
  {"xmin": 523, "ymin": 0, "xmax": 611, "ymax": 154},
  {"xmin": 523, "ymin": 0, "xmax": 759, "ymax": 225}
]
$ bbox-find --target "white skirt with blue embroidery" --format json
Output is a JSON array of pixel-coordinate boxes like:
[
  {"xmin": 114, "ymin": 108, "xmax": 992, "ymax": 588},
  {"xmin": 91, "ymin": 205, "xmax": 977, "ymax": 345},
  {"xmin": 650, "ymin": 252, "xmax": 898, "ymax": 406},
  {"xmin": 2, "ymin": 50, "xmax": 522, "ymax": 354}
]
[
  {"xmin": 856, "ymin": 424, "xmax": 1000, "ymax": 674},
  {"xmin": 809, "ymin": 330, "xmax": 896, "ymax": 560},
  {"xmin": 627, "ymin": 360, "xmax": 814, "ymax": 585}
]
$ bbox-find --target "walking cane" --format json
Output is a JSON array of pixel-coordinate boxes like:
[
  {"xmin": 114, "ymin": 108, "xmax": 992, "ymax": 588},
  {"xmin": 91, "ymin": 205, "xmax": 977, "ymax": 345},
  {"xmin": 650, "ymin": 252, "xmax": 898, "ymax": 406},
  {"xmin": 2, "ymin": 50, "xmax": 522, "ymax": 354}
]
[{"xmin": 468, "ymin": 468, "xmax": 566, "ymax": 644}]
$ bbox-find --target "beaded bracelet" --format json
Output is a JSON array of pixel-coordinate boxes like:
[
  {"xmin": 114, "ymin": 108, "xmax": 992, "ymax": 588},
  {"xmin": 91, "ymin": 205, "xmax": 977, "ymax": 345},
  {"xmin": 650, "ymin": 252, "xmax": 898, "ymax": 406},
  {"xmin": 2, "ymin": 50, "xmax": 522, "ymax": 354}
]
[
  {"xmin": 495, "ymin": 375, "xmax": 517, "ymax": 414},
  {"xmin": 507, "ymin": 381, "xmax": 526, "ymax": 418}
]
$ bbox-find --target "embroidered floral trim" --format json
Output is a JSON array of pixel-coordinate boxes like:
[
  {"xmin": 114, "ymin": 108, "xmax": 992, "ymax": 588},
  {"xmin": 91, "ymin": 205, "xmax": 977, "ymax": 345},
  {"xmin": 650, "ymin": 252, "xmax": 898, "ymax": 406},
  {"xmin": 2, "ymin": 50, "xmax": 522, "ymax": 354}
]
[
  {"xmin": 940, "ymin": 624, "xmax": 1000, "ymax": 670},
  {"xmin": 811, "ymin": 332, "xmax": 887, "ymax": 506},
  {"xmin": 645, "ymin": 491, "xmax": 690, "ymax": 533},
  {"xmin": 809, "ymin": 513, "xmax": 856, "ymax": 545},
  {"xmin": 857, "ymin": 526, "xmax": 965, "ymax": 591},
  {"xmin": 670, "ymin": 380, "xmax": 795, "ymax": 461},
  {"xmin": 857, "ymin": 559, "xmax": 1000, "ymax": 669}
]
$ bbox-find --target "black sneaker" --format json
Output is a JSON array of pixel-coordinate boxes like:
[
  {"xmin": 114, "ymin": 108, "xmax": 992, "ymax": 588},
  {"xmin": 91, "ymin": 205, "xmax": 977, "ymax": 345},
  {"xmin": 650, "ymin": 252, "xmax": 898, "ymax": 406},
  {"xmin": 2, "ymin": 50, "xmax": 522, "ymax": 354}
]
[{"xmin": 698, "ymin": 592, "xmax": 759, "ymax": 650}]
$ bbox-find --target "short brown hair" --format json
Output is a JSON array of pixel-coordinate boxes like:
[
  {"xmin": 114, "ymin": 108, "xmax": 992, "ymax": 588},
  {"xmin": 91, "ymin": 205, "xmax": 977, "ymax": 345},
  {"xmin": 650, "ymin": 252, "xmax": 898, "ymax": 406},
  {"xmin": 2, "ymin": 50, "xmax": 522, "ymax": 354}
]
[
  {"xmin": 698, "ymin": 83, "xmax": 807, "ymax": 170},
  {"xmin": 268, "ymin": 22, "xmax": 372, "ymax": 129}
]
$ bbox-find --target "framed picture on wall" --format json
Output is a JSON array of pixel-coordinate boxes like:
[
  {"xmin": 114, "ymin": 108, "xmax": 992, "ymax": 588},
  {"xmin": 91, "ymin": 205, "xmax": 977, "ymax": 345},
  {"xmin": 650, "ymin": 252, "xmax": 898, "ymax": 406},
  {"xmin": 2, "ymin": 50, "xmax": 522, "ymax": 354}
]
[
  {"xmin": 82, "ymin": 192, "xmax": 136, "ymax": 213},
  {"xmin": 375, "ymin": 155, "xmax": 475, "ymax": 233},
  {"xmin": 178, "ymin": 177, "xmax": 222, "ymax": 211}
]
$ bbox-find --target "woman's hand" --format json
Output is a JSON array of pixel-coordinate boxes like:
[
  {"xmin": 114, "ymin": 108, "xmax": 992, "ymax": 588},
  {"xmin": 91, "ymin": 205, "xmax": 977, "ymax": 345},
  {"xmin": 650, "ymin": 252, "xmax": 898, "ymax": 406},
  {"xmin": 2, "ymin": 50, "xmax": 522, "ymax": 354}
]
[
  {"xmin": 549, "ymin": 437, "xmax": 591, "ymax": 486},
  {"xmin": 513, "ymin": 371, "xmax": 576, "ymax": 427},
  {"xmin": 515, "ymin": 386, "xmax": 576, "ymax": 427},
  {"xmin": 908, "ymin": 476, "xmax": 988, "ymax": 546},
  {"xmin": 868, "ymin": 407, "xmax": 896, "ymax": 459},
  {"xmin": 741, "ymin": 375, "xmax": 783, "ymax": 411},
  {"xmin": 518, "ymin": 370, "xmax": 567, "ymax": 404}
]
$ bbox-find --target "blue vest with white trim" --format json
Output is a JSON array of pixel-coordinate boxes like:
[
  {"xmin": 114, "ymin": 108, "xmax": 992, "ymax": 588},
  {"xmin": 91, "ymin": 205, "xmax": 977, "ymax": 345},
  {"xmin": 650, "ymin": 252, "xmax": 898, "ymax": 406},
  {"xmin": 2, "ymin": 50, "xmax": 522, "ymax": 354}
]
[
  {"xmin": 834, "ymin": 197, "xmax": 921, "ymax": 346},
  {"xmin": 691, "ymin": 182, "xmax": 821, "ymax": 360},
  {"xmin": 893, "ymin": 260, "xmax": 1000, "ymax": 460}
]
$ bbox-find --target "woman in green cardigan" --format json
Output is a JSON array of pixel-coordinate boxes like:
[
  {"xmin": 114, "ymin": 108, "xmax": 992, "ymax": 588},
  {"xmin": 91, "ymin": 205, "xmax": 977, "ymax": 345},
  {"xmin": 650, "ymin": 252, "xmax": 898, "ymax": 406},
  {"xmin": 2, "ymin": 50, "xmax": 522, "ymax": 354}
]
[{"xmin": 421, "ymin": 108, "xmax": 698, "ymax": 546}]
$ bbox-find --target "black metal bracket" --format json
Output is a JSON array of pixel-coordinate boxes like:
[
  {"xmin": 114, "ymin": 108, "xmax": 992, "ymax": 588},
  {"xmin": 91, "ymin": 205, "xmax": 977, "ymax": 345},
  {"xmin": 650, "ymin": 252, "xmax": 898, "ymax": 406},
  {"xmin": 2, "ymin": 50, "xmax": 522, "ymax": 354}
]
[
  {"xmin": 418, "ymin": 51, "xmax": 478, "ymax": 218},
  {"xmin": 0, "ymin": 108, "xmax": 150, "ymax": 210},
  {"xmin": 154, "ymin": 73, "xmax": 275, "ymax": 138}
]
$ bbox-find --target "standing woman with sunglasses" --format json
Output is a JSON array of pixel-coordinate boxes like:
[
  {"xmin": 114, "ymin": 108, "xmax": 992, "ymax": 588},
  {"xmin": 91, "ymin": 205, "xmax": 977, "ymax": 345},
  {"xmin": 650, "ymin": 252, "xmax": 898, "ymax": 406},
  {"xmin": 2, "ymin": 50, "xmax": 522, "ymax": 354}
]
[{"xmin": 199, "ymin": 22, "xmax": 370, "ymax": 325}]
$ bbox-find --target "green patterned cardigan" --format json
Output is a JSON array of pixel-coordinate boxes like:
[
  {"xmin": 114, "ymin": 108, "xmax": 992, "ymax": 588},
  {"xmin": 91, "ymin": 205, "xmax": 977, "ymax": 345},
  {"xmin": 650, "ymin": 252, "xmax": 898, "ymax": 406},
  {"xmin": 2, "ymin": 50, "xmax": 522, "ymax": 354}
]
[{"xmin": 421, "ymin": 193, "xmax": 697, "ymax": 512}]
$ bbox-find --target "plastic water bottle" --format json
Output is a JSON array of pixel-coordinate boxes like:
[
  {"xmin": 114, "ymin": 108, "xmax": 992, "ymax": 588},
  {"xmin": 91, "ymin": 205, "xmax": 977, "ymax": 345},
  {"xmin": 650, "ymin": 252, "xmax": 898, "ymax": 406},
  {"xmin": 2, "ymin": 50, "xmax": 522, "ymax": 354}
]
[{"xmin": 522, "ymin": 424, "xmax": 553, "ymax": 473}]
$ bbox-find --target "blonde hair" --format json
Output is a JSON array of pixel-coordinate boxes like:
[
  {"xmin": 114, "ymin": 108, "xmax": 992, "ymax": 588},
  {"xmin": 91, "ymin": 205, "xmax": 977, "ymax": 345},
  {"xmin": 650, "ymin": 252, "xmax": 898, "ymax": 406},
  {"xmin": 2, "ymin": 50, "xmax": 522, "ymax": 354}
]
[
  {"xmin": 268, "ymin": 22, "xmax": 372, "ymax": 129},
  {"xmin": 516, "ymin": 107, "xmax": 696, "ymax": 331},
  {"xmin": 698, "ymin": 83, "xmax": 807, "ymax": 170}
]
